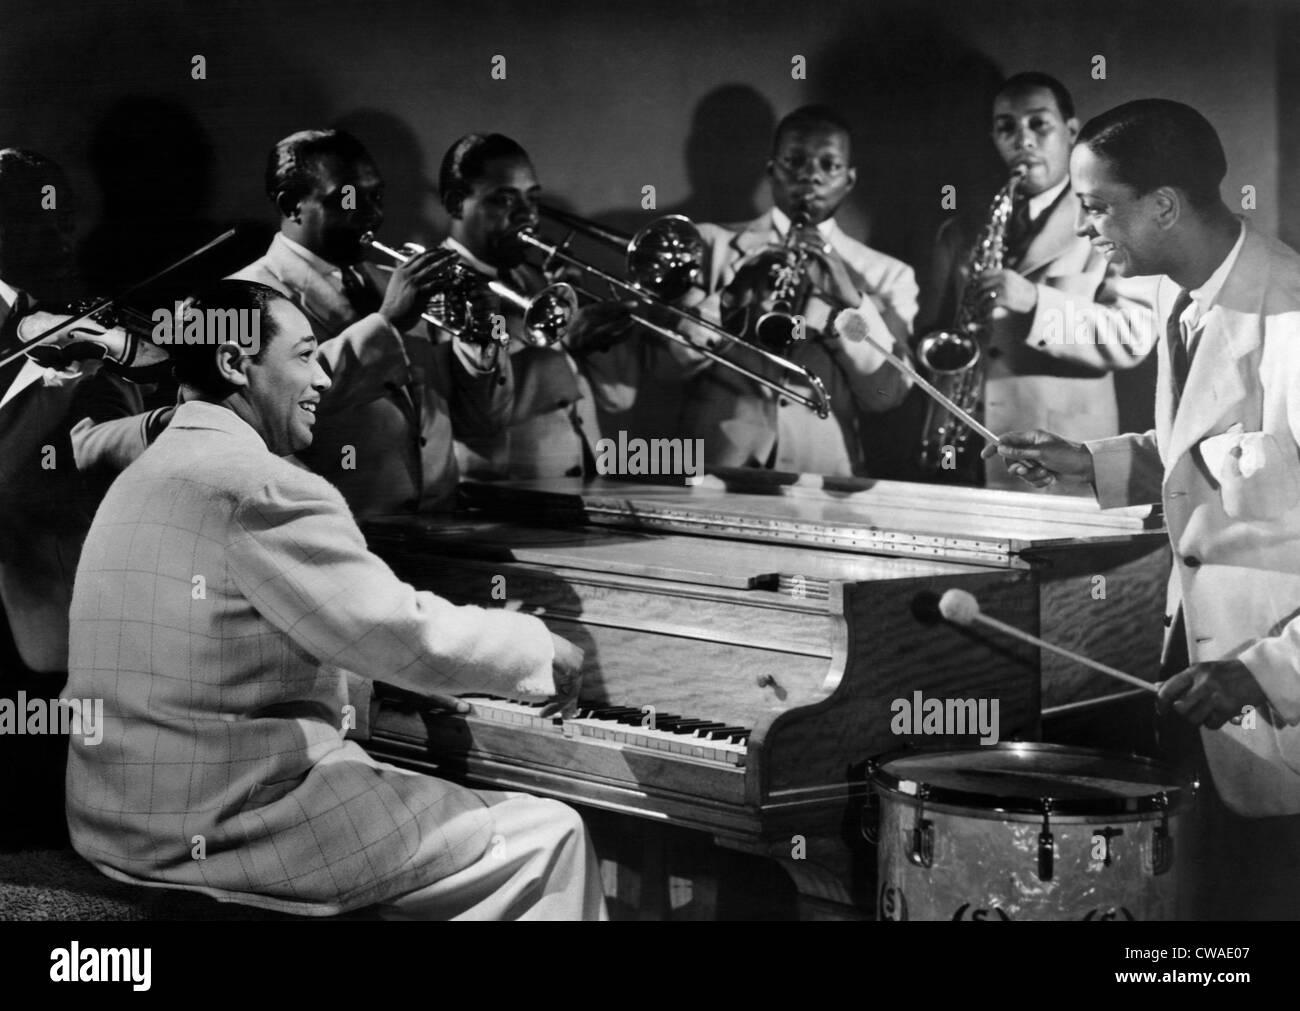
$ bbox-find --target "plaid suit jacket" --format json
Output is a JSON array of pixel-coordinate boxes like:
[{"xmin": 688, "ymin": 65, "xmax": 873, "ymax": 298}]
[{"xmin": 63, "ymin": 401, "xmax": 554, "ymax": 914}]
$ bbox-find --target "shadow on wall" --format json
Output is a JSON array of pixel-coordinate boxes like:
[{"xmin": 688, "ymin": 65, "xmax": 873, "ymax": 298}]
[
  {"xmin": 812, "ymin": 5, "xmax": 1005, "ymax": 273},
  {"xmin": 333, "ymin": 109, "xmax": 441, "ymax": 252},
  {"xmin": 813, "ymin": 8, "xmax": 1008, "ymax": 482},
  {"xmin": 595, "ymin": 83, "xmax": 777, "ymax": 238},
  {"xmin": 77, "ymin": 96, "xmax": 271, "ymax": 301}
]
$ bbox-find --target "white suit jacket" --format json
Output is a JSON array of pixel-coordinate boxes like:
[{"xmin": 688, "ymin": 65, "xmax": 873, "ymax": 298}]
[
  {"xmin": 1087, "ymin": 223, "xmax": 1300, "ymax": 815},
  {"xmin": 685, "ymin": 211, "xmax": 916, "ymax": 477},
  {"xmin": 926, "ymin": 185, "xmax": 1160, "ymax": 490},
  {"xmin": 64, "ymin": 401, "xmax": 556, "ymax": 913}
]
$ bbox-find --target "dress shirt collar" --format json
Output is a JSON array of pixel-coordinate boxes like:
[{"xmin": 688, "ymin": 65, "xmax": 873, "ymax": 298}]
[
  {"xmin": 770, "ymin": 205, "xmax": 838, "ymax": 242},
  {"xmin": 1027, "ymin": 178, "xmax": 1069, "ymax": 222},
  {"xmin": 1183, "ymin": 219, "xmax": 1246, "ymax": 330},
  {"xmin": 0, "ymin": 278, "xmax": 17, "ymax": 310},
  {"xmin": 278, "ymin": 232, "xmax": 347, "ymax": 285},
  {"xmin": 443, "ymin": 236, "xmax": 499, "ymax": 279}
]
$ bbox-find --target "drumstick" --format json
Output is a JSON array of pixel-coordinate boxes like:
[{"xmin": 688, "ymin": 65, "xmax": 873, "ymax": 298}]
[
  {"xmin": 834, "ymin": 308, "xmax": 999, "ymax": 446},
  {"xmin": 938, "ymin": 588, "xmax": 1160, "ymax": 694}
]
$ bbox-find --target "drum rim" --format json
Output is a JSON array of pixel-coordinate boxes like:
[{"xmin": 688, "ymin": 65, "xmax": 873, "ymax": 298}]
[{"xmin": 866, "ymin": 742, "xmax": 1193, "ymax": 816}]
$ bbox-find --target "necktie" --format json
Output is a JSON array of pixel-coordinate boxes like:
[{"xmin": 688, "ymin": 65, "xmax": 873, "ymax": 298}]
[
  {"xmin": 1167, "ymin": 288, "xmax": 1194, "ymax": 405},
  {"xmin": 340, "ymin": 266, "xmax": 382, "ymax": 318}
]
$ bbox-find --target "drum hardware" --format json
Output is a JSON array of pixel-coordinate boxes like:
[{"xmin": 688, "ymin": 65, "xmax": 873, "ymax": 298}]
[
  {"xmin": 909, "ymin": 785, "xmax": 934, "ymax": 869},
  {"xmin": 860, "ymin": 785, "xmax": 880, "ymax": 844},
  {"xmin": 1152, "ymin": 792, "xmax": 1174, "ymax": 875},
  {"xmin": 1037, "ymin": 800, "xmax": 1054, "ymax": 881}
]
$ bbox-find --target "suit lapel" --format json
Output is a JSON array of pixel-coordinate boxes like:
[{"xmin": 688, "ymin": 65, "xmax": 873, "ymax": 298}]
[
  {"xmin": 723, "ymin": 212, "xmax": 778, "ymax": 285},
  {"xmin": 1163, "ymin": 225, "xmax": 1262, "ymax": 470},
  {"xmin": 1015, "ymin": 187, "xmax": 1079, "ymax": 277}
]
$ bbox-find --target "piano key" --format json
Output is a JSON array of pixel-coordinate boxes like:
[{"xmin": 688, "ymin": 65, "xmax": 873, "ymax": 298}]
[{"xmin": 450, "ymin": 694, "xmax": 749, "ymax": 766}]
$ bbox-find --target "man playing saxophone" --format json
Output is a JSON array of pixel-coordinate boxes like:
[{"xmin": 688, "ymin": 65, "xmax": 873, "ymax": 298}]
[
  {"xmin": 919, "ymin": 72, "xmax": 1159, "ymax": 491},
  {"xmin": 685, "ymin": 105, "xmax": 916, "ymax": 478}
]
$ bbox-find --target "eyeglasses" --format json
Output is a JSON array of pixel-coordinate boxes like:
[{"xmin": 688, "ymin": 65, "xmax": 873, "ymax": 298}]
[{"xmin": 773, "ymin": 154, "xmax": 850, "ymax": 179}]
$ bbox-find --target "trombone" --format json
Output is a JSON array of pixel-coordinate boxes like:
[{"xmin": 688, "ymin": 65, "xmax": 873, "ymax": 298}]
[
  {"xmin": 361, "ymin": 233, "xmax": 579, "ymax": 348},
  {"xmin": 522, "ymin": 206, "xmax": 831, "ymax": 417}
]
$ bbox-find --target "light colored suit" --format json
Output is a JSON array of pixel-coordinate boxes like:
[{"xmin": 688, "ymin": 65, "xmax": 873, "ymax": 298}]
[
  {"xmin": 64, "ymin": 401, "xmax": 563, "ymax": 914},
  {"xmin": 1087, "ymin": 223, "xmax": 1300, "ymax": 816},
  {"xmin": 230, "ymin": 234, "xmax": 512, "ymax": 516},
  {"xmin": 925, "ymin": 184, "xmax": 1160, "ymax": 490},
  {"xmin": 685, "ymin": 211, "xmax": 916, "ymax": 477},
  {"xmin": 447, "ymin": 250, "xmax": 601, "ymax": 480}
]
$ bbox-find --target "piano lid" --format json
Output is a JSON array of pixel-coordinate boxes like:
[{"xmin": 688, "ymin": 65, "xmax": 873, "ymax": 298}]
[{"xmin": 458, "ymin": 468, "xmax": 1165, "ymax": 569}]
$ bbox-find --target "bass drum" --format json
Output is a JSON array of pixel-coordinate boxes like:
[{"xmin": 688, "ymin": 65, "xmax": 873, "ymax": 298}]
[{"xmin": 867, "ymin": 743, "xmax": 1194, "ymax": 921}]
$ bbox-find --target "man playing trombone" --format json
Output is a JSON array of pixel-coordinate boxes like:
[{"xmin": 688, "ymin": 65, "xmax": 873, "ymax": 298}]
[
  {"xmin": 685, "ymin": 105, "xmax": 916, "ymax": 477},
  {"xmin": 437, "ymin": 133, "xmax": 603, "ymax": 479}
]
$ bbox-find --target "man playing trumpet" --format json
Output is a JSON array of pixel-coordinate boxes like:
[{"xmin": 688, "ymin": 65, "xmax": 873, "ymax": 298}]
[
  {"xmin": 686, "ymin": 105, "xmax": 915, "ymax": 478},
  {"xmin": 79, "ymin": 129, "xmax": 515, "ymax": 518}
]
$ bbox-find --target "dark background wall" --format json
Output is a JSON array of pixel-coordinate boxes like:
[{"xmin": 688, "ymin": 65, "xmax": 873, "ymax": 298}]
[{"xmin": 0, "ymin": 0, "xmax": 1290, "ymax": 289}]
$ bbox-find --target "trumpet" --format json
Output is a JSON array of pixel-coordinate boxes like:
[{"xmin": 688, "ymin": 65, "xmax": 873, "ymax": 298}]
[
  {"xmin": 361, "ymin": 233, "xmax": 578, "ymax": 348},
  {"xmin": 522, "ymin": 207, "xmax": 831, "ymax": 418}
]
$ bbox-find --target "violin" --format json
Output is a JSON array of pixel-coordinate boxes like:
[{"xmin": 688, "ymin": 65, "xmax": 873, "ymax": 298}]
[
  {"xmin": 15, "ymin": 299, "xmax": 172, "ymax": 382},
  {"xmin": 0, "ymin": 228, "xmax": 237, "ymax": 383}
]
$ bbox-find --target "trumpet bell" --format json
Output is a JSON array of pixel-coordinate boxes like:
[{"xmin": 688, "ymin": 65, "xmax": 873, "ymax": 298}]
[
  {"xmin": 626, "ymin": 215, "xmax": 705, "ymax": 302},
  {"xmin": 521, "ymin": 282, "xmax": 580, "ymax": 348}
]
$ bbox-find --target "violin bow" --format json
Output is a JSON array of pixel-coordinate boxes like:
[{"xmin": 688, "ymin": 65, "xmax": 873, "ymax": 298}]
[{"xmin": 0, "ymin": 227, "xmax": 238, "ymax": 372}]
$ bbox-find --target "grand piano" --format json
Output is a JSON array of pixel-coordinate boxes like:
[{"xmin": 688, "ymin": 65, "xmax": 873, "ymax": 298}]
[{"xmin": 359, "ymin": 469, "xmax": 1169, "ymax": 919}]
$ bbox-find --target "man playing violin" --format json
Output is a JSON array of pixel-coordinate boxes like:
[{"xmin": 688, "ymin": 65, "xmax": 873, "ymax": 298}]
[
  {"xmin": 0, "ymin": 149, "xmax": 145, "ymax": 848},
  {"xmin": 684, "ymin": 105, "xmax": 916, "ymax": 478}
]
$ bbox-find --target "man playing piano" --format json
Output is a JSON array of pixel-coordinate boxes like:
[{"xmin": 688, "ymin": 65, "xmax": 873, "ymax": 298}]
[
  {"xmin": 990, "ymin": 99, "xmax": 1300, "ymax": 919},
  {"xmin": 62, "ymin": 280, "xmax": 606, "ymax": 920}
]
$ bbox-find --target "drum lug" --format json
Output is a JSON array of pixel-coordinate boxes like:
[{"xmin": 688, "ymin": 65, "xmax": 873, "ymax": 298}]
[
  {"xmin": 1152, "ymin": 791, "xmax": 1174, "ymax": 876},
  {"xmin": 1037, "ymin": 802, "xmax": 1054, "ymax": 881},
  {"xmin": 861, "ymin": 786, "xmax": 880, "ymax": 845},
  {"xmin": 908, "ymin": 786, "xmax": 934, "ymax": 868}
]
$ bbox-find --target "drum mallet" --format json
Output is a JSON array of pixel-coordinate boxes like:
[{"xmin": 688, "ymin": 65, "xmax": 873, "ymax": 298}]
[
  {"xmin": 939, "ymin": 588, "xmax": 1160, "ymax": 694},
  {"xmin": 834, "ymin": 308, "xmax": 999, "ymax": 447}
]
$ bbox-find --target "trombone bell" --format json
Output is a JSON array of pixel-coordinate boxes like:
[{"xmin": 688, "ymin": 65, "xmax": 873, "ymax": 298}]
[{"xmin": 626, "ymin": 215, "xmax": 705, "ymax": 302}]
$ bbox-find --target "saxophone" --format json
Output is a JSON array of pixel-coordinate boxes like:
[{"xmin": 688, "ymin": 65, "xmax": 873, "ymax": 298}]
[{"xmin": 915, "ymin": 166, "xmax": 1026, "ymax": 473}]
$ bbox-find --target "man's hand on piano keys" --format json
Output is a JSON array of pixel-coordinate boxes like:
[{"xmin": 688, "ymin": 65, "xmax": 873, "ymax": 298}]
[{"xmin": 541, "ymin": 633, "xmax": 586, "ymax": 718}]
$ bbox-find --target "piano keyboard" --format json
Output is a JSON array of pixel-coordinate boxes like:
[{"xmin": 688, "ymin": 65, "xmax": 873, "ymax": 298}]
[{"xmin": 458, "ymin": 695, "xmax": 750, "ymax": 767}]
